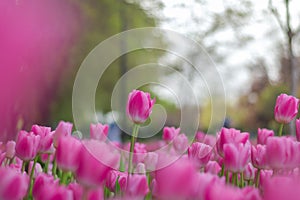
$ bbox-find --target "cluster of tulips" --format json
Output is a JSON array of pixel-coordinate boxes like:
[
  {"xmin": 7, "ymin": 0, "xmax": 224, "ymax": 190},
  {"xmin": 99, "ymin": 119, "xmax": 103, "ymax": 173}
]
[{"xmin": 1, "ymin": 90, "xmax": 300, "ymax": 200}]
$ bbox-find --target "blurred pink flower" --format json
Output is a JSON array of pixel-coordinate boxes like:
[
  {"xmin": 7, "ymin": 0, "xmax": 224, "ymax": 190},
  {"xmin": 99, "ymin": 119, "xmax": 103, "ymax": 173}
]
[
  {"xmin": 56, "ymin": 136, "xmax": 82, "ymax": 172},
  {"xmin": 122, "ymin": 174, "xmax": 149, "ymax": 197},
  {"xmin": 126, "ymin": 90, "xmax": 155, "ymax": 124},
  {"xmin": 106, "ymin": 170, "xmax": 127, "ymax": 192},
  {"xmin": 75, "ymin": 140, "xmax": 120, "ymax": 187},
  {"xmin": 223, "ymin": 142, "xmax": 251, "ymax": 173},
  {"xmin": 0, "ymin": 167, "xmax": 29, "ymax": 200},
  {"xmin": 152, "ymin": 157, "xmax": 198, "ymax": 199},
  {"xmin": 90, "ymin": 123, "xmax": 109, "ymax": 141},
  {"xmin": 188, "ymin": 142, "xmax": 212, "ymax": 168},
  {"xmin": 15, "ymin": 130, "xmax": 40, "ymax": 161},
  {"xmin": 217, "ymin": 128, "xmax": 249, "ymax": 157},
  {"xmin": 205, "ymin": 161, "xmax": 222, "ymax": 175},
  {"xmin": 162, "ymin": 127, "xmax": 180, "ymax": 142},
  {"xmin": 5, "ymin": 140, "xmax": 16, "ymax": 159},
  {"xmin": 274, "ymin": 93, "xmax": 299, "ymax": 124},
  {"xmin": 173, "ymin": 133, "xmax": 189, "ymax": 154},
  {"xmin": 257, "ymin": 128, "xmax": 274, "ymax": 145},
  {"xmin": 243, "ymin": 163, "xmax": 256, "ymax": 180},
  {"xmin": 31, "ymin": 125, "xmax": 54, "ymax": 153},
  {"xmin": 53, "ymin": 121, "xmax": 73, "ymax": 148}
]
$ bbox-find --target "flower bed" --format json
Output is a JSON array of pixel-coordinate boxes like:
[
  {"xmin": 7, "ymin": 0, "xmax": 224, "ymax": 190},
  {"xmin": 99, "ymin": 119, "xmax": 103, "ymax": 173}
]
[{"xmin": 1, "ymin": 91, "xmax": 300, "ymax": 200}]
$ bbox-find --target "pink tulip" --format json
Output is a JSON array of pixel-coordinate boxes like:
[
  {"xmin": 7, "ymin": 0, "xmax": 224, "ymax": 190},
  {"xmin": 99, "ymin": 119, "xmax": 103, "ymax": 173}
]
[
  {"xmin": 152, "ymin": 157, "xmax": 198, "ymax": 199},
  {"xmin": 162, "ymin": 126, "xmax": 180, "ymax": 142},
  {"xmin": 31, "ymin": 125, "xmax": 54, "ymax": 153},
  {"xmin": 205, "ymin": 161, "xmax": 222, "ymax": 175},
  {"xmin": 274, "ymin": 93, "xmax": 299, "ymax": 124},
  {"xmin": 90, "ymin": 123, "xmax": 109, "ymax": 141},
  {"xmin": 296, "ymin": 119, "xmax": 300, "ymax": 141},
  {"xmin": 28, "ymin": 161, "xmax": 43, "ymax": 178},
  {"xmin": 251, "ymin": 144, "xmax": 268, "ymax": 169},
  {"xmin": 195, "ymin": 132, "xmax": 216, "ymax": 147},
  {"xmin": 188, "ymin": 142, "xmax": 212, "ymax": 168},
  {"xmin": 223, "ymin": 142, "xmax": 251, "ymax": 173},
  {"xmin": 15, "ymin": 130, "xmax": 40, "ymax": 161},
  {"xmin": 217, "ymin": 127, "xmax": 249, "ymax": 157},
  {"xmin": 121, "ymin": 174, "xmax": 149, "ymax": 197},
  {"xmin": 263, "ymin": 175, "xmax": 300, "ymax": 200},
  {"xmin": 106, "ymin": 170, "xmax": 127, "ymax": 192},
  {"xmin": 56, "ymin": 136, "xmax": 82, "ymax": 172},
  {"xmin": 144, "ymin": 152, "xmax": 158, "ymax": 171},
  {"xmin": 35, "ymin": 181, "xmax": 73, "ymax": 200},
  {"xmin": 0, "ymin": 167, "xmax": 29, "ymax": 200},
  {"xmin": 257, "ymin": 128, "xmax": 274, "ymax": 145},
  {"xmin": 205, "ymin": 180, "xmax": 243, "ymax": 200},
  {"xmin": 135, "ymin": 163, "xmax": 146, "ymax": 174},
  {"xmin": 243, "ymin": 163, "xmax": 256, "ymax": 180},
  {"xmin": 5, "ymin": 140, "xmax": 16, "ymax": 159},
  {"xmin": 173, "ymin": 133, "xmax": 189, "ymax": 154},
  {"xmin": 133, "ymin": 142, "xmax": 147, "ymax": 164},
  {"xmin": 53, "ymin": 121, "xmax": 73, "ymax": 148},
  {"xmin": 126, "ymin": 90, "xmax": 155, "ymax": 124},
  {"xmin": 68, "ymin": 183, "xmax": 83, "ymax": 200},
  {"xmin": 266, "ymin": 137, "xmax": 297, "ymax": 170},
  {"xmin": 241, "ymin": 186, "xmax": 262, "ymax": 200},
  {"xmin": 75, "ymin": 140, "xmax": 120, "ymax": 187},
  {"xmin": 33, "ymin": 173, "xmax": 58, "ymax": 199}
]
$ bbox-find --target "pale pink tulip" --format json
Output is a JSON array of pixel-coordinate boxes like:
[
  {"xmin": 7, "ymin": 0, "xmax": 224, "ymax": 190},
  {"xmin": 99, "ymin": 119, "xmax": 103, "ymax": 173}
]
[
  {"xmin": 188, "ymin": 142, "xmax": 212, "ymax": 168},
  {"xmin": 5, "ymin": 140, "xmax": 16, "ymax": 159},
  {"xmin": 53, "ymin": 121, "xmax": 72, "ymax": 148},
  {"xmin": 162, "ymin": 127, "xmax": 180, "ymax": 142},
  {"xmin": 90, "ymin": 123, "xmax": 109, "ymax": 141}
]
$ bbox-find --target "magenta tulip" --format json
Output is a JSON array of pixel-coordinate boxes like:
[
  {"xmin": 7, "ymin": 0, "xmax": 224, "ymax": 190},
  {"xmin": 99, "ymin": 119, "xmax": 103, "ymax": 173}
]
[
  {"xmin": 31, "ymin": 125, "xmax": 54, "ymax": 153},
  {"xmin": 257, "ymin": 128, "xmax": 274, "ymax": 145},
  {"xmin": 162, "ymin": 126, "xmax": 180, "ymax": 142},
  {"xmin": 251, "ymin": 144, "xmax": 268, "ymax": 169},
  {"xmin": 217, "ymin": 127, "xmax": 249, "ymax": 157},
  {"xmin": 126, "ymin": 90, "xmax": 155, "ymax": 124},
  {"xmin": 15, "ymin": 130, "xmax": 40, "ymax": 161},
  {"xmin": 53, "ymin": 121, "xmax": 73, "ymax": 148},
  {"xmin": 188, "ymin": 142, "xmax": 212, "ymax": 168},
  {"xmin": 274, "ymin": 93, "xmax": 299, "ymax": 124},
  {"xmin": 223, "ymin": 142, "xmax": 251, "ymax": 173},
  {"xmin": 90, "ymin": 123, "xmax": 109, "ymax": 141},
  {"xmin": 121, "ymin": 174, "xmax": 149, "ymax": 197},
  {"xmin": 56, "ymin": 136, "xmax": 82, "ymax": 172},
  {"xmin": 0, "ymin": 167, "xmax": 29, "ymax": 200}
]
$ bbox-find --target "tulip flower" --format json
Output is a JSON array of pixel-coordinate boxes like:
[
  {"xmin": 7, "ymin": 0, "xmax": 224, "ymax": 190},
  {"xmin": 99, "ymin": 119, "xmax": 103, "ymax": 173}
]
[
  {"xmin": 90, "ymin": 123, "xmax": 109, "ymax": 141},
  {"xmin": 15, "ymin": 130, "xmax": 40, "ymax": 161},
  {"xmin": 257, "ymin": 128, "xmax": 274, "ymax": 145},
  {"xmin": 0, "ymin": 167, "xmax": 29, "ymax": 200},
  {"xmin": 162, "ymin": 126, "xmax": 180, "ymax": 142},
  {"xmin": 75, "ymin": 140, "xmax": 120, "ymax": 188},
  {"xmin": 274, "ymin": 93, "xmax": 299, "ymax": 124},
  {"xmin": 217, "ymin": 127, "xmax": 249, "ymax": 157},
  {"xmin": 5, "ymin": 140, "xmax": 16, "ymax": 159},
  {"xmin": 121, "ymin": 174, "xmax": 149, "ymax": 197},
  {"xmin": 31, "ymin": 125, "xmax": 54, "ymax": 153},
  {"xmin": 205, "ymin": 161, "xmax": 222, "ymax": 174},
  {"xmin": 126, "ymin": 89, "xmax": 155, "ymax": 124},
  {"xmin": 243, "ymin": 163, "xmax": 256, "ymax": 181},
  {"xmin": 53, "ymin": 121, "xmax": 73, "ymax": 148},
  {"xmin": 56, "ymin": 136, "xmax": 82, "ymax": 172},
  {"xmin": 223, "ymin": 142, "xmax": 251, "ymax": 173},
  {"xmin": 188, "ymin": 142, "xmax": 212, "ymax": 168},
  {"xmin": 173, "ymin": 133, "xmax": 189, "ymax": 154}
]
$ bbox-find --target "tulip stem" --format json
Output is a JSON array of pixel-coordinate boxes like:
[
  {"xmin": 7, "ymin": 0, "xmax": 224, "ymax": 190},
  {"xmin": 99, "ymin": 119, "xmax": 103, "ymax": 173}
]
[
  {"xmin": 44, "ymin": 153, "xmax": 51, "ymax": 173},
  {"xmin": 255, "ymin": 169, "xmax": 261, "ymax": 188},
  {"xmin": 278, "ymin": 123, "xmax": 284, "ymax": 137},
  {"xmin": 52, "ymin": 158, "xmax": 57, "ymax": 178},
  {"xmin": 27, "ymin": 155, "xmax": 39, "ymax": 199},
  {"xmin": 21, "ymin": 161, "xmax": 27, "ymax": 173},
  {"xmin": 220, "ymin": 164, "xmax": 224, "ymax": 177},
  {"xmin": 128, "ymin": 124, "xmax": 140, "ymax": 174},
  {"xmin": 226, "ymin": 171, "xmax": 229, "ymax": 183},
  {"xmin": 60, "ymin": 171, "xmax": 68, "ymax": 185},
  {"xmin": 232, "ymin": 173, "xmax": 237, "ymax": 186},
  {"xmin": 240, "ymin": 172, "xmax": 244, "ymax": 187}
]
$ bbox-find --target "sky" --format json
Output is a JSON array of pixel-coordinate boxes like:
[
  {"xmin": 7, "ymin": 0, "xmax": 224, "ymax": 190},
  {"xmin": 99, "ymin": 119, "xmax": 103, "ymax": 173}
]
[{"xmin": 143, "ymin": 0, "xmax": 300, "ymax": 104}]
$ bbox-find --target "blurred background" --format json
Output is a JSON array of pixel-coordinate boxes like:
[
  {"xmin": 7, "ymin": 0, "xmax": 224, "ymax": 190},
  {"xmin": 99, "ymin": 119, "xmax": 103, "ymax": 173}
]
[{"xmin": 0, "ymin": 0, "xmax": 299, "ymax": 142}]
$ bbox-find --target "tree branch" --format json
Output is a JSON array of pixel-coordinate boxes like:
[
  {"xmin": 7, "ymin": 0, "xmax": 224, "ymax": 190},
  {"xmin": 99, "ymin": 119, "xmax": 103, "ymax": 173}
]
[{"xmin": 268, "ymin": 0, "xmax": 286, "ymax": 33}]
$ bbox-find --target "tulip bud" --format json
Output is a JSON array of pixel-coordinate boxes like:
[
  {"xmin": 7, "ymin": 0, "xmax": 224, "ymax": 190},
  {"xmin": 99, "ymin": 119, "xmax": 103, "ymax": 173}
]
[
  {"xmin": 274, "ymin": 93, "xmax": 299, "ymax": 124},
  {"xmin": 126, "ymin": 90, "xmax": 155, "ymax": 124}
]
